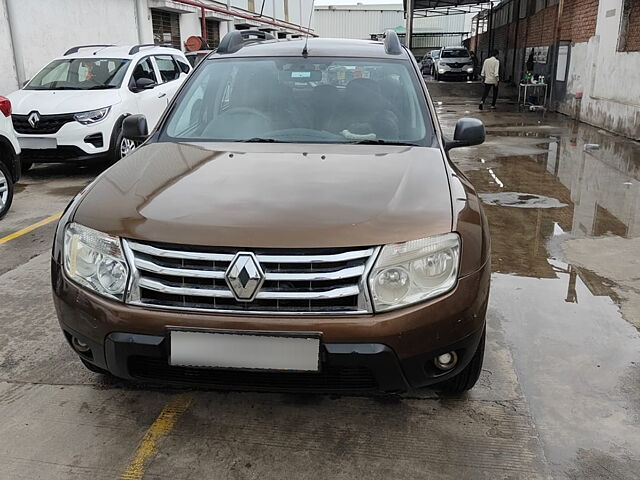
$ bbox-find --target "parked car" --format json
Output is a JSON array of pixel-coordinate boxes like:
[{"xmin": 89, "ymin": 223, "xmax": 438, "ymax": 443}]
[
  {"xmin": 420, "ymin": 49, "xmax": 440, "ymax": 75},
  {"xmin": 0, "ymin": 96, "xmax": 21, "ymax": 219},
  {"xmin": 433, "ymin": 46, "xmax": 475, "ymax": 81},
  {"xmin": 7, "ymin": 44, "xmax": 191, "ymax": 170},
  {"xmin": 52, "ymin": 30, "xmax": 490, "ymax": 394},
  {"xmin": 185, "ymin": 50, "xmax": 214, "ymax": 68}
]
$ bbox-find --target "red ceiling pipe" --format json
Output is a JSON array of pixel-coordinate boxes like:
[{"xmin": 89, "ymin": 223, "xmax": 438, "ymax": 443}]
[
  {"xmin": 171, "ymin": 0, "xmax": 317, "ymax": 37},
  {"xmin": 201, "ymin": 6, "xmax": 207, "ymax": 41}
]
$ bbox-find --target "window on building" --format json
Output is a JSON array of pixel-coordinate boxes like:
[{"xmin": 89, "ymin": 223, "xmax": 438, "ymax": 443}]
[
  {"xmin": 152, "ymin": 9, "xmax": 181, "ymax": 49},
  {"xmin": 154, "ymin": 56, "xmax": 181, "ymax": 83},
  {"xmin": 618, "ymin": 0, "xmax": 640, "ymax": 52},
  {"xmin": 248, "ymin": 0, "xmax": 255, "ymax": 11},
  {"xmin": 206, "ymin": 20, "xmax": 220, "ymax": 48}
]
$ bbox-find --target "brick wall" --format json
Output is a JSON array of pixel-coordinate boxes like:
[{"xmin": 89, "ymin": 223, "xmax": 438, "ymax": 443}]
[
  {"xmin": 466, "ymin": 0, "xmax": 599, "ymax": 53},
  {"xmin": 560, "ymin": 0, "xmax": 599, "ymax": 43},
  {"xmin": 621, "ymin": 0, "xmax": 640, "ymax": 51}
]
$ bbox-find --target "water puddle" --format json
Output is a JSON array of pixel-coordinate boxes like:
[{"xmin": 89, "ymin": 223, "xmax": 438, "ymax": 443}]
[{"xmin": 480, "ymin": 192, "xmax": 567, "ymax": 208}]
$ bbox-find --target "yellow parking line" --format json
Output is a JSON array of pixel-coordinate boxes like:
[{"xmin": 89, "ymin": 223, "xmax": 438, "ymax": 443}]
[
  {"xmin": 120, "ymin": 393, "xmax": 193, "ymax": 480},
  {"xmin": 0, "ymin": 212, "xmax": 62, "ymax": 245}
]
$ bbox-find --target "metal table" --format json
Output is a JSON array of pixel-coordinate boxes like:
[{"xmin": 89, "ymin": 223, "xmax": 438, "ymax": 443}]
[{"xmin": 518, "ymin": 83, "xmax": 549, "ymax": 111}]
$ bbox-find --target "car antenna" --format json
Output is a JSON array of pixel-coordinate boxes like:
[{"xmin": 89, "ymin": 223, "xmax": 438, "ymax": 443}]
[{"xmin": 301, "ymin": 0, "xmax": 315, "ymax": 57}]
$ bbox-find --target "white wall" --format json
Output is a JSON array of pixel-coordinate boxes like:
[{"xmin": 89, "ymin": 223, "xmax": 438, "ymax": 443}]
[
  {"xmin": 0, "ymin": 0, "xmax": 19, "ymax": 94},
  {"xmin": 561, "ymin": 0, "xmax": 640, "ymax": 140},
  {"xmin": 5, "ymin": 0, "xmax": 140, "ymax": 93},
  {"xmin": 0, "ymin": 0, "xmax": 314, "ymax": 96}
]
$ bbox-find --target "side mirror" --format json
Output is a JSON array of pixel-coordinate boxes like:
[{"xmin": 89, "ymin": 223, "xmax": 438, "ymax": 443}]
[
  {"xmin": 122, "ymin": 114, "xmax": 148, "ymax": 142},
  {"xmin": 445, "ymin": 117, "xmax": 485, "ymax": 151},
  {"xmin": 135, "ymin": 77, "xmax": 156, "ymax": 91}
]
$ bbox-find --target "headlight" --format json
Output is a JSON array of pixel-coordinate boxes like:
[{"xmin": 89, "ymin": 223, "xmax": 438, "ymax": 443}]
[
  {"xmin": 64, "ymin": 223, "xmax": 129, "ymax": 300},
  {"xmin": 368, "ymin": 233, "xmax": 460, "ymax": 312},
  {"xmin": 74, "ymin": 106, "xmax": 110, "ymax": 125},
  {"xmin": 438, "ymin": 69, "xmax": 446, "ymax": 74},
  {"xmin": 467, "ymin": 67, "xmax": 474, "ymax": 73}
]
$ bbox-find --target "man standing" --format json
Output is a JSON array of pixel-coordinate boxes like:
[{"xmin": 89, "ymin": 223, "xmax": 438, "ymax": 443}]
[{"xmin": 479, "ymin": 50, "xmax": 500, "ymax": 110}]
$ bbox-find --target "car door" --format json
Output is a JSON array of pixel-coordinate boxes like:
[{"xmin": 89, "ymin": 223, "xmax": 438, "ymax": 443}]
[
  {"xmin": 151, "ymin": 55, "xmax": 187, "ymax": 114},
  {"xmin": 130, "ymin": 57, "xmax": 166, "ymax": 129}
]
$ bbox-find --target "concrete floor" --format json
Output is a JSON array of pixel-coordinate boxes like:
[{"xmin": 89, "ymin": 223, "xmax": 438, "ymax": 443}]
[{"xmin": 1, "ymin": 87, "xmax": 639, "ymax": 479}]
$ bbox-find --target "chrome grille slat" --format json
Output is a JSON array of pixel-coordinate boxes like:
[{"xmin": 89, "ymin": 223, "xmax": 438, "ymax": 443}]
[
  {"xmin": 135, "ymin": 258, "xmax": 227, "ymax": 279},
  {"xmin": 138, "ymin": 278, "xmax": 360, "ymax": 300},
  {"xmin": 124, "ymin": 240, "xmax": 378, "ymax": 315}
]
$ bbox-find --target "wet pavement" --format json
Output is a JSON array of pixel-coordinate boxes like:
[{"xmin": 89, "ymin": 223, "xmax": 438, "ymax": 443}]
[{"xmin": 0, "ymin": 87, "xmax": 638, "ymax": 479}]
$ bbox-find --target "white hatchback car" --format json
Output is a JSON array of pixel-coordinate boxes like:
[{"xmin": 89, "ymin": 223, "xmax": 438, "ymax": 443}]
[
  {"xmin": 8, "ymin": 44, "xmax": 191, "ymax": 169},
  {"xmin": 0, "ymin": 96, "xmax": 21, "ymax": 218}
]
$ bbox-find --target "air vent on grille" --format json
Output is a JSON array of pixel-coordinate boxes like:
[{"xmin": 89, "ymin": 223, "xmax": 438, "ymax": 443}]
[
  {"xmin": 12, "ymin": 113, "xmax": 75, "ymax": 134},
  {"xmin": 124, "ymin": 240, "xmax": 378, "ymax": 314}
]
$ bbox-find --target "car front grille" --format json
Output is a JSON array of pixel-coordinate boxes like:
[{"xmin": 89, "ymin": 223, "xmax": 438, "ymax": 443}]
[
  {"xmin": 128, "ymin": 357, "xmax": 378, "ymax": 392},
  {"xmin": 12, "ymin": 113, "xmax": 75, "ymax": 134},
  {"xmin": 124, "ymin": 240, "xmax": 378, "ymax": 314}
]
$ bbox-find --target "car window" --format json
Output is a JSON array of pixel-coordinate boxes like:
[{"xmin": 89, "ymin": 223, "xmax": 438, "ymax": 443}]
[
  {"xmin": 175, "ymin": 56, "xmax": 191, "ymax": 74},
  {"xmin": 441, "ymin": 49, "xmax": 470, "ymax": 58},
  {"xmin": 163, "ymin": 57, "xmax": 432, "ymax": 146},
  {"xmin": 132, "ymin": 58, "xmax": 158, "ymax": 84},
  {"xmin": 26, "ymin": 58, "xmax": 130, "ymax": 90},
  {"xmin": 155, "ymin": 55, "xmax": 181, "ymax": 83}
]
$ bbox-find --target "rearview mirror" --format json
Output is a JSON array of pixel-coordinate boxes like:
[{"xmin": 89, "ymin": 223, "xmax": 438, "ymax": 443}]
[
  {"xmin": 122, "ymin": 114, "xmax": 148, "ymax": 142},
  {"xmin": 135, "ymin": 77, "xmax": 156, "ymax": 91},
  {"xmin": 445, "ymin": 117, "xmax": 485, "ymax": 151}
]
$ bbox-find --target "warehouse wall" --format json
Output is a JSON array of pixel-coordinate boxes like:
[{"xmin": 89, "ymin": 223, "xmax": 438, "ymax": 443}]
[{"xmin": 0, "ymin": 0, "xmax": 314, "ymax": 96}]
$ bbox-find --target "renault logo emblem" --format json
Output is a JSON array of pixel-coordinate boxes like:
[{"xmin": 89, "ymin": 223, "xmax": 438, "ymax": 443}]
[
  {"xmin": 28, "ymin": 111, "xmax": 40, "ymax": 128},
  {"xmin": 225, "ymin": 252, "xmax": 265, "ymax": 302}
]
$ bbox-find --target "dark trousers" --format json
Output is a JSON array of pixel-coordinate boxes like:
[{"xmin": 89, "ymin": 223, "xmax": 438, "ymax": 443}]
[{"xmin": 481, "ymin": 83, "xmax": 499, "ymax": 106}]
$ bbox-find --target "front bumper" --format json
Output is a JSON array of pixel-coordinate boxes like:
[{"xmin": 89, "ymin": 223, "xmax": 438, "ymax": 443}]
[{"xmin": 52, "ymin": 259, "xmax": 489, "ymax": 393}]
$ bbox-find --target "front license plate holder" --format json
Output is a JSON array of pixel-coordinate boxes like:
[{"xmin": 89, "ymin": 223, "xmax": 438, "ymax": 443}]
[
  {"xmin": 18, "ymin": 137, "xmax": 57, "ymax": 149},
  {"xmin": 169, "ymin": 329, "xmax": 321, "ymax": 372}
]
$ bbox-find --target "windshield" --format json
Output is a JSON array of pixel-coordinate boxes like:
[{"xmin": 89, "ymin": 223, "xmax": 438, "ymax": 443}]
[
  {"xmin": 441, "ymin": 49, "xmax": 470, "ymax": 59},
  {"xmin": 25, "ymin": 58, "xmax": 131, "ymax": 90},
  {"xmin": 162, "ymin": 57, "xmax": 431, "ymax": 145}
]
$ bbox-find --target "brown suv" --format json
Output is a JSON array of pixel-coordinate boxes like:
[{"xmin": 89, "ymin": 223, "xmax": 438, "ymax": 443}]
[{"xmin": 52, "ymin": 30, "xmax": 490, "ymax": 394}]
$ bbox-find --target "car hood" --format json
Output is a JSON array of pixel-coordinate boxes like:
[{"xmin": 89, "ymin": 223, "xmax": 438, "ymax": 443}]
[
  {"xmin": 7, "ymin": 89, "xmax": 121, "ymax": 115},
  {"xmin": 73, "ymin": 142, "xmax": 453, "ymax": 248}
]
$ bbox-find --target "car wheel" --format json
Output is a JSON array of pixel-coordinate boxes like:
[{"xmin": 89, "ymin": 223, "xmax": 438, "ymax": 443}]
[
  {"xmin": 80, "ymin": 358, "xmax": 111, "ymax": 375},
  {"xmin": 436, "ymin": 328, "xmax": 485, "ymax": 394},
  {"xmin": 110, "ymin": 120, "xmax": 136, "ymax": 163},
  {"xmin": 0, "ymin": 160, "xmax": 14, "ymax": 219}
]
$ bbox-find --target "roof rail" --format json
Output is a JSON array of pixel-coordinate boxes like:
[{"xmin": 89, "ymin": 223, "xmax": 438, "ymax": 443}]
[
  {"xmin": 383, "ymin": 30, "xmax": 402, "ymax": 55},
  {"xmin": 128, "ymin": 44, "xmax": 158, "ymax": 55},
  {"xmin": 217, "ymin": 29, "xmax": 276, "ymax": 54},
  {"xmin": 63, "ymin": 44, "xmax": 114, "ymax": 56}
]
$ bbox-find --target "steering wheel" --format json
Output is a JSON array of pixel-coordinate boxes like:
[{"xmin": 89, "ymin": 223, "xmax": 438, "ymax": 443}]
[{"xmin": 222, "ymin": 107, "xmax": 271, "ymax": 123}]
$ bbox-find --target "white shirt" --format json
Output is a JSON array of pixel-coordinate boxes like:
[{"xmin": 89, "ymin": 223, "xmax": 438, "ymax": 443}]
[{"xmin": 481, "ymin": 56, "xmax": 500, "ymax": 85}]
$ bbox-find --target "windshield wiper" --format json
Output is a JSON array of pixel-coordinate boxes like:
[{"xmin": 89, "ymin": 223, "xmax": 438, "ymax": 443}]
[
  {"xmin": 239, "ymin": 138, "xmax": 289, "ymax": 143},
  {"xmin": 88, "ymin": 85, "xmax": 117, "ymax": 90},
  {"xmin": 349, "ymin": 139, "xmax": 420, "ymax": 146}
]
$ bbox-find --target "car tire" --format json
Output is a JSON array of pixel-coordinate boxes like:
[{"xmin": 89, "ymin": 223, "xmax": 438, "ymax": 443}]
[
  {"xmin": 80, "ymin": 358, "xmax": 111, "ymax": 375},
  {"xmin": 436, "ymin": 328, "xmax": 485, "ymax": 394},
  {"xmin": 110, "ymin": 120, "xmax": 136, "ymax": 163},
  {"xmin": 0, "ymin": 160, "xmax": 14, "ymax": 219}
]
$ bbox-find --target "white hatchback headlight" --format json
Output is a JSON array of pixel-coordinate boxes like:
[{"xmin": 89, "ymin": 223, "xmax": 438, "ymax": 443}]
[
  {"xmin": 74, "ymin": 106, "xmax": 110, "ymax": 125},
  {"xmin": 64, "ymin": 223, "xmax": 129, "ymax": 300},
  {"xmin": 368, "ymin": 233, "xmax": 460, "ymax": 312}
]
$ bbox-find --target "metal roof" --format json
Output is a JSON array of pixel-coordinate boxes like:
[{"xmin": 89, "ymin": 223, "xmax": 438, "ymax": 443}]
[{"xmin": 405, "ymin": 0, "xmax": 497, "ymax": 16}]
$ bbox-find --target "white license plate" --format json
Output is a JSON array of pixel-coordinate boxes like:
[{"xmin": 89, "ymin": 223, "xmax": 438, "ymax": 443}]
[
  {"xmin": 18, "ymin": 137, "xmax": 57, "ymax": 149},
  {"xmin": 169, "ymin": 330, "xmax": 320, "ymax": 372}
]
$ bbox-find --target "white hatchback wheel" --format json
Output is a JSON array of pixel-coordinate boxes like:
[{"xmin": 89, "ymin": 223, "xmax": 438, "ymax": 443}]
[
  {"xmin": 0, "ymin": 168, "xmax": 8, "ymax": 211},
  {"xmin": 119, "ymin": 138, "xmax": 136, "ymax": 158}
]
